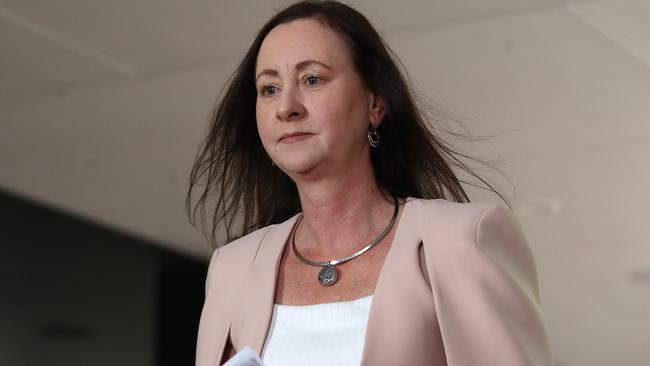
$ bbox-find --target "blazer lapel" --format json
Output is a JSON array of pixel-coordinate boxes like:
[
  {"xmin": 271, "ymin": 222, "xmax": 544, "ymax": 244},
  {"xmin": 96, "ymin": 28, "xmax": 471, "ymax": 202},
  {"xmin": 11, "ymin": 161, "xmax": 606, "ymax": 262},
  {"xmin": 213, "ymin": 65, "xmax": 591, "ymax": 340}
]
[
  {"xmin": 359, "ymin": 198, "xmax": 412, "ymax": 365},
  {"xmin": 234, "ymin": 214, "xmax": 300, "ymax": 355}
]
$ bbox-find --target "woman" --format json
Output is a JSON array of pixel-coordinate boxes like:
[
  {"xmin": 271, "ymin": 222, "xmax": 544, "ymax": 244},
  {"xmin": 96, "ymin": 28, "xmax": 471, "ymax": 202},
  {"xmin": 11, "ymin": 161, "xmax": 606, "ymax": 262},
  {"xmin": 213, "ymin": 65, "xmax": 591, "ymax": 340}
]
[{"xmin": 188, "ymin": 1, "xmax": 554, "ymax": 365}]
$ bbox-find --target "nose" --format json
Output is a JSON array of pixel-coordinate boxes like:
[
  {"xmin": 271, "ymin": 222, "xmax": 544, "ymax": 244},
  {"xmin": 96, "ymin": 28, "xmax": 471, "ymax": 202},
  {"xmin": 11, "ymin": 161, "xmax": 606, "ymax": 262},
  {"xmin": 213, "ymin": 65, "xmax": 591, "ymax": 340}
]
[{"xmin": 276, "ymin": 87, "xmax": 306, "ymax": 122}]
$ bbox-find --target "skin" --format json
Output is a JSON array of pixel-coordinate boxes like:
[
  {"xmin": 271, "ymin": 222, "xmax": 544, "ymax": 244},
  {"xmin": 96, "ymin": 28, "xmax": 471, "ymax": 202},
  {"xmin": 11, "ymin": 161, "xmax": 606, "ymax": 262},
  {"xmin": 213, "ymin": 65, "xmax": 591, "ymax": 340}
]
[
  {"xmin": 254, "ymin": 17, "xmax": 406, "ymax": 304},
  {"xmin": 222, "ymin": 17, "xmax": 405, "ymax": 362}
]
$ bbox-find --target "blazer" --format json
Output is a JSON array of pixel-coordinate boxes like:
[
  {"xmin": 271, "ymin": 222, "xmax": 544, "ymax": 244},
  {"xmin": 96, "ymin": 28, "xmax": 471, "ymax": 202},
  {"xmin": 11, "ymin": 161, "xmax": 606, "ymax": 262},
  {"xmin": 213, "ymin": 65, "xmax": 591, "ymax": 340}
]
[{"xmin": 195, "ymin": 198, "xmax": 554, "ymax": 366}]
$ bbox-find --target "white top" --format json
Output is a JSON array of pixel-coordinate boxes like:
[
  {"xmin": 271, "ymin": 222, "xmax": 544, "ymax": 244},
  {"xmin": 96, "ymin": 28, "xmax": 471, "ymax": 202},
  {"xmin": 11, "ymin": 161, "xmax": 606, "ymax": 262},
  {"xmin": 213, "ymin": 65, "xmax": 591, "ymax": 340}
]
[{"xmin": 260, "ymin": 294, "xmax": 374, "ymax": 366}]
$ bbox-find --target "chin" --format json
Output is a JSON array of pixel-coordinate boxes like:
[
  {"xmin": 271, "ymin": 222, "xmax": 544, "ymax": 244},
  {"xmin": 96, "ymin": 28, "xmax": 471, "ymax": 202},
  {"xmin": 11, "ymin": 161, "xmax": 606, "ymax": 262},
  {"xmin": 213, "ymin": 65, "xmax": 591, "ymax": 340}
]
[
  {"xmin": 275, "ymin": 154, "xmax": 323, "ymax": 177},
  {"xmin": 279, "ymin": 161, "xmax": 319, "ymax": 176}
]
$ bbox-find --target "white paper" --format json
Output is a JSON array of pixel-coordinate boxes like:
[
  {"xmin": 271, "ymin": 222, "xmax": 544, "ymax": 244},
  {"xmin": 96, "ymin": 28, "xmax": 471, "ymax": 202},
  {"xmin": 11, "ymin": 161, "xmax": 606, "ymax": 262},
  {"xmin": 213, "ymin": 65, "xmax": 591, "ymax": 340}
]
[{"xmin": 222, "ymin": 346, "xmax": 266, "ymax": 366}]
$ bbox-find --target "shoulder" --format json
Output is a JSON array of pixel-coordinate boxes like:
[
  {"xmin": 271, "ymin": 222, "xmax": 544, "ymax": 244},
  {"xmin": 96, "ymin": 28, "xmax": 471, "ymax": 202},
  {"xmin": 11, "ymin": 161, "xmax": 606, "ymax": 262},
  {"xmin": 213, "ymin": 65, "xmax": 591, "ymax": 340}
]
[
  {"xmin": 407, "ymin": 197, "xmax": 492, "ymax": 218},
  {"xmin": 216, "ymin": 224, "xmax": 276, "ymax": 262},
  {"xmin": 409, "ymin": 197, "xmax": 538, "ymax": 299},
  {"xmin": 204, "ymin": 224, "xmax": 276, "ymax": 292},
  {"xmin": 406, "ymin": 197, "xmax": 513, "ymax": 242}
]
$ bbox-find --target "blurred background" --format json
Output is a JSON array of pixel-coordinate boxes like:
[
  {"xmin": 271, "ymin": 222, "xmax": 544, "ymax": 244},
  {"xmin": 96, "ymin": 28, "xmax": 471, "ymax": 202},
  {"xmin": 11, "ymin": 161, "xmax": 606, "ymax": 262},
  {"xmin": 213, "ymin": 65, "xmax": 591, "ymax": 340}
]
[{"xmin": 1, "ymin": 0, "xmax": 648, "ymax": 365}]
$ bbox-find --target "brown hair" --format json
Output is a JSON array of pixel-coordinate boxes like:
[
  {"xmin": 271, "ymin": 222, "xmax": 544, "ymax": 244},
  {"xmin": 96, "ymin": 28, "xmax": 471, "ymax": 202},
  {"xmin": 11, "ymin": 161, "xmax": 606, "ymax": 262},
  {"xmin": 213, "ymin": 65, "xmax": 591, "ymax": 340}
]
[{"xmin": 187, "ymin": 0, "xmax": 507, "ymax": 247}]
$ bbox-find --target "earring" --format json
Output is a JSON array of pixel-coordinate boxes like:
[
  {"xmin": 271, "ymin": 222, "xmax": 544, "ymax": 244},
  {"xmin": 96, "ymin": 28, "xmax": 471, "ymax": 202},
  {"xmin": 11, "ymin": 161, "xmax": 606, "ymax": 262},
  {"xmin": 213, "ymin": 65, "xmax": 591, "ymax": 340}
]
[{"xmin": 368, "ymin": 123, "xmax": 380, "ymax": 148}]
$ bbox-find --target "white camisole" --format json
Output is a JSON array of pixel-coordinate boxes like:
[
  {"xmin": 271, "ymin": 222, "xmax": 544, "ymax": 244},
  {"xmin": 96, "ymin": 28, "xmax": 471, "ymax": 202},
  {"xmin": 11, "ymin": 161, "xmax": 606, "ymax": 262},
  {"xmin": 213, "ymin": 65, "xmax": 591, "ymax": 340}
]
[{"xmin": 260, "ymin": 294, "xmax": 373, "ymax": 366}]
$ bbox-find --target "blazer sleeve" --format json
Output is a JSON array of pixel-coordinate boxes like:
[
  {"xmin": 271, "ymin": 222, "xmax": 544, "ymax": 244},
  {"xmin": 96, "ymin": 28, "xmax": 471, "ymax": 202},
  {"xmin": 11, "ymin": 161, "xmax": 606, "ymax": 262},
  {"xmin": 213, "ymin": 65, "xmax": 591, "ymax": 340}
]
[
  {"xmin": 431, "ymin": 204, "xmax": 554, "ymax": 365},
  {"xmin": 195, "ymin": 225, "xmax": 272, "ymax": 366},
  {"xmin": 196, "ymin": 247, "xmax": 231, "ymax": 366}
]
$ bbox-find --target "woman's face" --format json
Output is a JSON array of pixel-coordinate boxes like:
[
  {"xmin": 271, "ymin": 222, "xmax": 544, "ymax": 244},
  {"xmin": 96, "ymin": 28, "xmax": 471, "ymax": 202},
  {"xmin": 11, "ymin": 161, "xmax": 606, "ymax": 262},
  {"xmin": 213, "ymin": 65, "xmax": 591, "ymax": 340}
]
[{"xmin": 255, "ymin": 18, "xmax": 384, "ymax": 179}]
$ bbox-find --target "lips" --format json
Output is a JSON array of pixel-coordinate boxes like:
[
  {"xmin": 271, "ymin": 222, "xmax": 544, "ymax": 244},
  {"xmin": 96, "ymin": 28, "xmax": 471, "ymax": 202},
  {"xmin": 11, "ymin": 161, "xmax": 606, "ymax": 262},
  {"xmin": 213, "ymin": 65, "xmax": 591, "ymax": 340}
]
[{"xmin": 279, "ymin": 132, "xmax": 313, "ymax": 143}]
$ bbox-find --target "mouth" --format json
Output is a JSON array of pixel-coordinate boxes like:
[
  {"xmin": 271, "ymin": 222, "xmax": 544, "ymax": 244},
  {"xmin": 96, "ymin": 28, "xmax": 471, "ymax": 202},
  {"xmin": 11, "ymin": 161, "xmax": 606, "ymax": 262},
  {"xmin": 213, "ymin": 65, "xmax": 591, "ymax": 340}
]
[{"xmin": 279, "ymin": 132, "xmax": 313, "ymax": 143}]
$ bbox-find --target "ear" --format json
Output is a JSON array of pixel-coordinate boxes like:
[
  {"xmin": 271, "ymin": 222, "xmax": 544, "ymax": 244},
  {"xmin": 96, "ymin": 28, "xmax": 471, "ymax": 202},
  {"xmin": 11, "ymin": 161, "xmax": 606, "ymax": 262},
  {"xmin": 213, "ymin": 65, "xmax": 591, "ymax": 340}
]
[{"xmin": 368, "ymin": 93, "xmax": 387, "ymax": 125}]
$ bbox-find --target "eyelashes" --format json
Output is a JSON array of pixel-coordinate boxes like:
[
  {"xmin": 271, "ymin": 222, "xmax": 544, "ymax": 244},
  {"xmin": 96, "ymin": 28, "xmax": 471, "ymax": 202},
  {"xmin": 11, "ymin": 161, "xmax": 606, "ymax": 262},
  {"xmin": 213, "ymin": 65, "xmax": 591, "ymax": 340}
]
[
  {"xmin": 261, "ymin": 85, "xmax": 279, "ymax": 96},
  {"xmin": 304, "ymin": 74, "xmax": 323, "ymax": 87},
  {"xmin": 258, "ymin": 74, "xmax": 326, "ymax": 97}
]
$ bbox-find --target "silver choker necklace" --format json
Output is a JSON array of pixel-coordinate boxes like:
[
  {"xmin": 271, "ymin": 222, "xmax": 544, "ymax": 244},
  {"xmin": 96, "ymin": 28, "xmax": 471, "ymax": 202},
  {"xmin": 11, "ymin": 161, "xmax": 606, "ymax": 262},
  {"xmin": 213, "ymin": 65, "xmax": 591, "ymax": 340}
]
[{"xmin": 291, "ymin": 194, "xmax": 400, "ymax": 287}]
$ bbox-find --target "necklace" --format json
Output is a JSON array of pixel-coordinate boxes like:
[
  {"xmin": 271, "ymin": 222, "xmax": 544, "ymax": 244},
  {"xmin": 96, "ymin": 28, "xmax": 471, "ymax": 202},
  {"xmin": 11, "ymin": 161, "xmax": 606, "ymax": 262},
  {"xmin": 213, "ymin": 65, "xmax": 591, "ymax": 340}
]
[{"xmin": 291, "ymin": 194, "xmax": 399, "ymax": 287}]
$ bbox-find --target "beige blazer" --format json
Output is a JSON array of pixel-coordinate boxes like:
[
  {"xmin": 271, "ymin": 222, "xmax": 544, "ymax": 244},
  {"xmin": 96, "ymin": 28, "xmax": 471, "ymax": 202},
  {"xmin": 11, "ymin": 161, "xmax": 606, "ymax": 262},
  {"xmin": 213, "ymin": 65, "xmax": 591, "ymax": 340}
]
[{"xmin": 195, "ymin": 198, "xmax": 554, "ymax": 366}]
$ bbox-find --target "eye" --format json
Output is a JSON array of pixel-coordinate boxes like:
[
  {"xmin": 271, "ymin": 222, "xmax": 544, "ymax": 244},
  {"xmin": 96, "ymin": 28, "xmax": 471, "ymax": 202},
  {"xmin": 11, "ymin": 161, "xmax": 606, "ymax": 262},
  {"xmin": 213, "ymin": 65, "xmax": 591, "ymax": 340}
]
[
  {"xmin": 260, "ymin": 85, "xmax": 279, "ymax": 97},
  {"xmin": 304, "ymin": 75, "xmax": 323, "ymax": 87}
]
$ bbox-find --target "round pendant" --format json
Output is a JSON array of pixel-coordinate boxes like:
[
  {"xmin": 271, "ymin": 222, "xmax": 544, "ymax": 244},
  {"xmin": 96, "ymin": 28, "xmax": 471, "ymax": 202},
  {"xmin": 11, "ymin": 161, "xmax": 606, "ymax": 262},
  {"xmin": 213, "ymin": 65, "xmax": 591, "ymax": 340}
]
[{"xmin": 318, "ymin": 266, "xmax": 338, "ymax": 287}]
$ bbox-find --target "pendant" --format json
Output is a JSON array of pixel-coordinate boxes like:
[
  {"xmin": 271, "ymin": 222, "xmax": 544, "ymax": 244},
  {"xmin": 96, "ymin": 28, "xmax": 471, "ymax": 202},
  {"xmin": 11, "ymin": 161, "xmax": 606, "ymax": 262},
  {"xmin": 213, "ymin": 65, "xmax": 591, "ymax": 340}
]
[{"xmin": 318, "ymin": 265, "xmax": 338, "ymax": 287}]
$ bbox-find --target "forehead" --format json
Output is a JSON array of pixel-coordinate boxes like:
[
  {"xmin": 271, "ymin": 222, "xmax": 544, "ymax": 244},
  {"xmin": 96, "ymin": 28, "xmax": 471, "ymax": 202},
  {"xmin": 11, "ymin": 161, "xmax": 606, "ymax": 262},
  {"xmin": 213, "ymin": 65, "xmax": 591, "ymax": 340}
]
[{"xmin": 256, "ymin": 18, "xmax": 352, "ymax": 73}]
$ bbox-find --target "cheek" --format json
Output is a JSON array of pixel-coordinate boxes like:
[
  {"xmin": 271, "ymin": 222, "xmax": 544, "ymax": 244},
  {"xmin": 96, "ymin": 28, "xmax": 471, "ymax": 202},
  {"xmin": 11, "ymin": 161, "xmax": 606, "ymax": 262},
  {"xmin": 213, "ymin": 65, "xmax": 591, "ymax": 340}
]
[
  {"xmin": 322, "ymin": 93, "xmax": 368, "ymax": 140},
  {"xmin": 256, "ymin": 102, "xmax": 270, "ymax": 132},
  {"xmin": 255, "ymin": 106, "xmax": 273, "ymax": 148}
]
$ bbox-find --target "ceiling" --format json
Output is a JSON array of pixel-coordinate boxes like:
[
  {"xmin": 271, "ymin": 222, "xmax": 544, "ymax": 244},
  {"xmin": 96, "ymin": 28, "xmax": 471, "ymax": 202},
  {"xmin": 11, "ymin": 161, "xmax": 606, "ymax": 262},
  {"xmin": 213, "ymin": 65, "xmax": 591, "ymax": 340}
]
[{"xmin": 1, "ymin": 0, "xmax": 649, "ymax": 364}]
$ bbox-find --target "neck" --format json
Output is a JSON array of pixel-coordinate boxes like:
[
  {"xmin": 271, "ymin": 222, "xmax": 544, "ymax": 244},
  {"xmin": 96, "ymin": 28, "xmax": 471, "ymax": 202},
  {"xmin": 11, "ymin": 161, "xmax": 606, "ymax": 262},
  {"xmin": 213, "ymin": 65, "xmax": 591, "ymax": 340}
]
[{"xmin": 293, "ymin": 165, "xmax": 397, "ymax": 259}]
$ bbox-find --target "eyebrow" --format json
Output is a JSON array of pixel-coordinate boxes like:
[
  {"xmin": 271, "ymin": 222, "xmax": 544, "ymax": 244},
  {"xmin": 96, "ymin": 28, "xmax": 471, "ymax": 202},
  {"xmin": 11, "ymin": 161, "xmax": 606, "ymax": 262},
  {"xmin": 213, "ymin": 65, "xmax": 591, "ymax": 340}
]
[{"xmin": 255, "ymin": 59, "xmax": 332, "ymax": 83}]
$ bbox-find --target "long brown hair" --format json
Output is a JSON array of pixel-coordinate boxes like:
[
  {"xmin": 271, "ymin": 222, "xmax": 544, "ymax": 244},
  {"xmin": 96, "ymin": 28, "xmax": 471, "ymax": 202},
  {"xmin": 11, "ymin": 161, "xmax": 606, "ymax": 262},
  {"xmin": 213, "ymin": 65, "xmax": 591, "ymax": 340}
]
[{"xmin": 187, "ymin": 0, "xmax": 507, "ymax": 247}]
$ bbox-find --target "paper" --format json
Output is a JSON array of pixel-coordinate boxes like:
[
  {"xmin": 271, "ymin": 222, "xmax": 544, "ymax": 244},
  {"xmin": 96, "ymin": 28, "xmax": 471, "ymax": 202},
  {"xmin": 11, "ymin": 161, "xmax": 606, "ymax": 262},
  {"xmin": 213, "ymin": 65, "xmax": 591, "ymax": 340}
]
[{"xmin": 222, "ymin": 346, "xmax": 265, "ymax": 366}]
